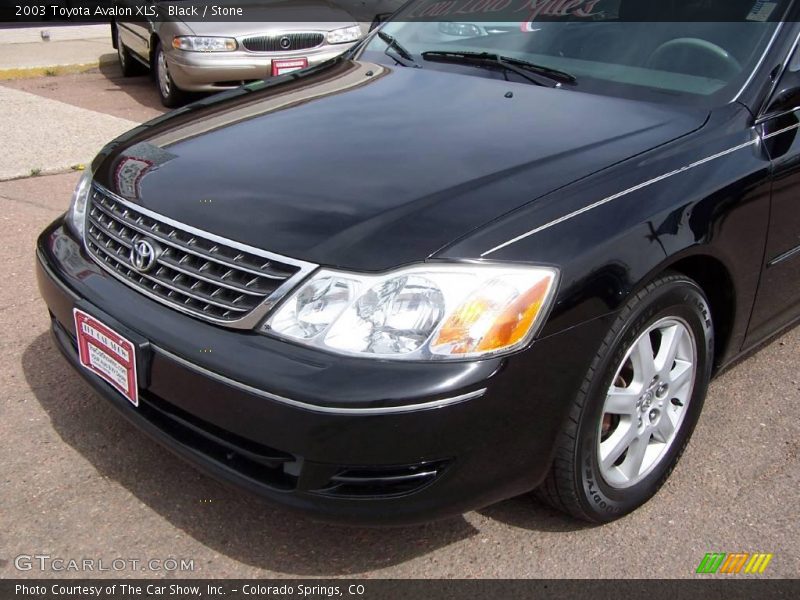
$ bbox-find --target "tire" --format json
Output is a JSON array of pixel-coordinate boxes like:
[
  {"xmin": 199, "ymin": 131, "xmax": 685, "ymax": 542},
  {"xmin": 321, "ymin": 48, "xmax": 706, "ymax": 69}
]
[
  {"xmin": 115, "ymin": 26, "xmax": 144, "ymax": 77},
  {"xmin": 154, "ymin": 41, "xmax": 189, "ymax": 108},
  {"xmin": 536, "ymin": 272, "xmax": 714, "ymax": 523}
]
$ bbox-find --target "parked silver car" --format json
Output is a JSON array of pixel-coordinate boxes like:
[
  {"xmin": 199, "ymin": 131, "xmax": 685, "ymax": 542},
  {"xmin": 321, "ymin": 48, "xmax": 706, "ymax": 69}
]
[{"xmin": 111, "ymin": 1, "xmax": 362, "ymax": 107}]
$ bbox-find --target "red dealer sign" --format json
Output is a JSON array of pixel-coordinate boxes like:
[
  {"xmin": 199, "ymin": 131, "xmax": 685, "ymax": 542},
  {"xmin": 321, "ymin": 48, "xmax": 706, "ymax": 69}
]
[{"xmin": 74, "ymin": 309, "xmax": 139, "ymax": 407}]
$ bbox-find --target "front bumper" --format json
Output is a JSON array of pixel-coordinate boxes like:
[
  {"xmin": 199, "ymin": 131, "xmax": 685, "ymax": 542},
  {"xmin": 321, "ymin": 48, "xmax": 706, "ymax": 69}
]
[
  {"xmin": 36, "ymin": 218, "xmax": 611, "ymax": 524},
  {"xmin": 166, "ymin": 44, "xmax": 356, "ymax": 91}
]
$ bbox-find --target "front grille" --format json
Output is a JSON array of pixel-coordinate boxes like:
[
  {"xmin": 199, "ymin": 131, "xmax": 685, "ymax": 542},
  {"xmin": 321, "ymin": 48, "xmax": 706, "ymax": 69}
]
[
  {"xmin": 241, "ymin": 32, "xmax": 325, "ymax": 52},
  {"xmin": 84, "ymin": 187, "xmax": 310, "ymax": 325}
]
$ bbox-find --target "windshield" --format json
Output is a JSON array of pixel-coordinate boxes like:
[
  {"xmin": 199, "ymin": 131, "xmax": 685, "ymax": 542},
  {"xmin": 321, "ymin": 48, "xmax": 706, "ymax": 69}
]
[{"xmin": 363, "ymin": 0, "xmax": 789, "ymax": 105}]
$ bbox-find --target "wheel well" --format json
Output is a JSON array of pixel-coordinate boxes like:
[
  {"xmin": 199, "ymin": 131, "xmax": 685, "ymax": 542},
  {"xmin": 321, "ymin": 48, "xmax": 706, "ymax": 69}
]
[{"xmin": 664, "ymin": 255, "xmax": 736, "ymax": 371}]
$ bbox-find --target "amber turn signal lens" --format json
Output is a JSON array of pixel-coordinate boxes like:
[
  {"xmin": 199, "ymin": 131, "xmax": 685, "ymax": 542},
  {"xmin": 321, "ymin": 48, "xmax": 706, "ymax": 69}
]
[{"xmin": 431, "ymin": 274, "xmax": 556, "ymax": 356}]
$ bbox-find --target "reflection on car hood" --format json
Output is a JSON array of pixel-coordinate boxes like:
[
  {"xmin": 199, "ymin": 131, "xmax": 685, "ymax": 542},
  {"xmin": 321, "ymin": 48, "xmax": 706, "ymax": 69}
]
[{"xmin": 92, "ymin": 58, "xmax": 708, "ymax": 271}]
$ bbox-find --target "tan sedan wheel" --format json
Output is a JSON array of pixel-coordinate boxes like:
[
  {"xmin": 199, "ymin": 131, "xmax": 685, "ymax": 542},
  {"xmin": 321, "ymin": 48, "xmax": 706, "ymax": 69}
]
[{"xmin": 154, "ymin": 42, "xmax": 188, "ymax": 108}]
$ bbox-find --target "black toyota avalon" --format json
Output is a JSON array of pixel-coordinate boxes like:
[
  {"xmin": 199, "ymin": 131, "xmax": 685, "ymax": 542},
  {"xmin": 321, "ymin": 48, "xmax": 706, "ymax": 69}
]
[{"xmin": 36, "ymin": 0, "xmax": 800, "ymax": 524}]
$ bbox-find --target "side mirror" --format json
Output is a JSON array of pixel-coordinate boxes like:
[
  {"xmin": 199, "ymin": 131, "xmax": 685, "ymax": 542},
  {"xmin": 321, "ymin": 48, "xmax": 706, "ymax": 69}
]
[{"xmin": 766, "ymin": 70, "xmax": 800, "ymax": 116}]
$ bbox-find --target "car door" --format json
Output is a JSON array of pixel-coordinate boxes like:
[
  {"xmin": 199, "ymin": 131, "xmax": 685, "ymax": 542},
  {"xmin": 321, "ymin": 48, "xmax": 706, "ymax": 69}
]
[
  {"xmin": 114, "ymin": 0, "xmax": 154, "ymax": 61},
  {"xmin": 748, "ymin": 39, "xmax": 800, "ymax": 344}
]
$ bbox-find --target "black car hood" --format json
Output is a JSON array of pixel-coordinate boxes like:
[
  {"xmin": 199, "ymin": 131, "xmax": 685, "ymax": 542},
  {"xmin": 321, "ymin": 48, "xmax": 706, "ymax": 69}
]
[{"xmin": 93, "ymin": 58, "xmax": 708, "ymax": 271}]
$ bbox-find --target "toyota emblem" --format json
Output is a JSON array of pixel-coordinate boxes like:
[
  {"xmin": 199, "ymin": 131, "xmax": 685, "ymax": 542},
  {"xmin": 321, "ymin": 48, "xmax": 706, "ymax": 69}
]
[
  {"xmin": 279, "ymin": 36, "xmax": 292, "ymax": 50},
  {"xmin": 130, "ymin": 238, "xmax": 161, "ymax": 273}
]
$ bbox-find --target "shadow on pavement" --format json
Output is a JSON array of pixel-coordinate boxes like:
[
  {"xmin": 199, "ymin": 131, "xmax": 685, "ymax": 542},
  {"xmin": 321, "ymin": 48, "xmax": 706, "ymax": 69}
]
[
  {"xmin": 98, "ymin": 58, "xmax": 205, "ymax": 112},
  {"xmin": 96, "ymin": 59, "xmax": 168, "ymax": 115},
  {"xmin": 476, "ymin": 498, "xmax": 596, "ymax": 533},
  {"xmin": 22, "ymin": 332, "xmax": 480, "ymax": 575}
]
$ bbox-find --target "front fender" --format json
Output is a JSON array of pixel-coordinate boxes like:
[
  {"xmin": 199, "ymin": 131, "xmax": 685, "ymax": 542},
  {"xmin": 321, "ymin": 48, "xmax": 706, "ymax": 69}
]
[{"xmin": 437, "ymin": 104, "xmax": 771, "ymax": 356}]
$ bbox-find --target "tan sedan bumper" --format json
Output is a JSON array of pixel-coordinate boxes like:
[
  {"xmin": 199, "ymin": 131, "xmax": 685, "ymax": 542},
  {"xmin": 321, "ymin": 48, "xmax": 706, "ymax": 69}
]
[{"xmin": 166, "ymin": 44, "xmax": 357, "ymax": 91}]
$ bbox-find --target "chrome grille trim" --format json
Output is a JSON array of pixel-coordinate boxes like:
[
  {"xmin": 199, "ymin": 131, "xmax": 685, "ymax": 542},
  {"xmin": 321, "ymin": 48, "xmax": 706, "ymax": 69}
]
[
  {"xmin": 84, "ymin": 184, "xmax": 318, "ymax": 329},
  {"xmin": 92, "ymin": 195, "xmax": 292, "ymax": 280},
  {"xmin": 87, "ymin": 240, "xmax": 252, "ymax": 313},
  {"xmin": 155, "ymin": 258, "xmax": 264, "ymax": 297},
  {"xmin": 241, "ymin": 32, "xmax": 325, "ymax": 53}
]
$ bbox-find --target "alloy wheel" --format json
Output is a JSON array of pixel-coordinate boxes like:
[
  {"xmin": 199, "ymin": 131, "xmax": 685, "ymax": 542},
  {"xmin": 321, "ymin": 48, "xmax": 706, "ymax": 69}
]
[
  {"xmin": 157, "ymin": 50, "xmax": 171, "ymax": 98},
  {"xmin": 597, "ymin": 317, "xmax": 697, "ymax": 488}
]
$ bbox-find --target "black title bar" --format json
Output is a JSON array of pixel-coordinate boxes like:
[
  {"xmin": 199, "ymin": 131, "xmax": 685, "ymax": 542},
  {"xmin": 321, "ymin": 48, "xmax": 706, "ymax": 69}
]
[
  {"xmin": 0, "ymin": 0, "xmax": 797, "ymax": 23},
  {"xmin": 4, "ymin": 579, "xmax": 800, "ymax": 600}
]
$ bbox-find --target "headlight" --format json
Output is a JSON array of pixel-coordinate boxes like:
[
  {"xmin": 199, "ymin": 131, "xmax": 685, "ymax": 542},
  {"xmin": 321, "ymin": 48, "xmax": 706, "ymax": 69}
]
[
  {"xmin": 439, "ymin": 22, "xmax": 483, "ymax": 37},
  {"xmin": 264, "ymin": 264, "xmax": 558, "ymax": 360},
  {"xmin": 66, "ymin": 170, "xmax": 92, "ymax": 239},
  {"xmin": 172, "ymin": 36, "xmax": 238, "ymax": 52},
  {"xmin": 326, "ymin": 25, "xmax": 362, "ymax": 44}
]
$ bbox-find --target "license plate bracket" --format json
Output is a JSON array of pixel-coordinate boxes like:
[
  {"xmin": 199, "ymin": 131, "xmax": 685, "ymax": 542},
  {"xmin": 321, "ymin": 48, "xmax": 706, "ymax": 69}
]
[
  {"xmin": 272, "ymin": 58, "xmax": 308, "ymax": 76},
  {"xmin": 73, "ymin": 306, "xmax": 150, "ymax": 406}
]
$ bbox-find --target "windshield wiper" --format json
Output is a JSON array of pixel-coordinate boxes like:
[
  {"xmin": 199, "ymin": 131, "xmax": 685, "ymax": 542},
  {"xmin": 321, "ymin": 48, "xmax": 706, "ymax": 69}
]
[
  {"xmin": 377, "ymin": 31, "xmax": 419, "ymax": 68},
  {"xmin": 421, "ymin": 51, "xmax": 576, "ymax": 87}
]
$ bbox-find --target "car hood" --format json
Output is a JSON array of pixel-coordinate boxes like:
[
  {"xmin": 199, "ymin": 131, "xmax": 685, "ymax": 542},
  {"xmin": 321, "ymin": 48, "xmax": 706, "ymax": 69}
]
[{"xmin": 92, "ymin": 58, "xmax": 708, "ymax": 271}]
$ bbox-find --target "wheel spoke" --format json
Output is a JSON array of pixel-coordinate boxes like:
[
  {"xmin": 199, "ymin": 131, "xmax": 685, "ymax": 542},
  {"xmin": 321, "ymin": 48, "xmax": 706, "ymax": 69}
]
[
  {"xmin": 600, "ymin": 423, "xmax": 636, "ymax": 470},
  {"xmin": 604, "ymin": 386, "xmax": 640, "ymax": 415},
  {"xmin": 655, "ymin": 324, "xmax": 683, "ymax": 375},
  {"xmin": 670, "ymin": 359, "xmax": 694, "ymax": 392},
  {"xmin": 631, "ymin": 332, "xmax": 657, "ymax": 384},
  {"xmin": 653, "ymin": 412, "xmax": 675, "ymax": 443},
  {"xmin": 621, "ymin": 434, "xmax": 650, "ymax": 480}
]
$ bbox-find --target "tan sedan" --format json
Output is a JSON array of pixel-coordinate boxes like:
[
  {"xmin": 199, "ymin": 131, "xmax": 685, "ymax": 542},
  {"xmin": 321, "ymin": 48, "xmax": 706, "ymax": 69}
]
[{"xmin": 112, "ymin": 3, "xmax": 362, "ymax": 107}]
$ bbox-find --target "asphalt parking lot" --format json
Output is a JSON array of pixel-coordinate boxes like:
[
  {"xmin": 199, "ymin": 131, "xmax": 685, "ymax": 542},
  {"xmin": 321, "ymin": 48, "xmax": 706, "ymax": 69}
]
[{"xmin": 1, "ymin": 66, "xmax": 799, "ymax": 579}]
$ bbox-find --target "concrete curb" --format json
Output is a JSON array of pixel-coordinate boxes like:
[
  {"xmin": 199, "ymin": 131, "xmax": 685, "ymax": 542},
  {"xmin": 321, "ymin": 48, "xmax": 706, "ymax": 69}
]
[
  {"xmin": 0, "ymin": 165, "xmax": 86, "ymax": 183},
  {"xmin": 0, "ymin": 54, "xmax": 117, "ymax": 80}
]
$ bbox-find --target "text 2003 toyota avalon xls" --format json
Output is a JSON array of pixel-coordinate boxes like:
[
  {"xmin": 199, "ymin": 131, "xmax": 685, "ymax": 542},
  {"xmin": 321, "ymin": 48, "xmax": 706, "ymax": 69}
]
[{"xmin": 36, "ymin": 3, "xmax": 800, "ymax": 524}]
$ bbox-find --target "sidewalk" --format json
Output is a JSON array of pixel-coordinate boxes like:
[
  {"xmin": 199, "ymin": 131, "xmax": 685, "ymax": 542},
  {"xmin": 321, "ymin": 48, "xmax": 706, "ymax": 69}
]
[
  {"xmin": 0, "ymin": 24, "xmax": 108, "ymax": 44},
  {"xmin": 0, "ymin": 85, "xmax": 137, "ymax": 181},
  {"xmin": 0, "ymin": 25, "xmax": 114, "ymax": 78}
]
